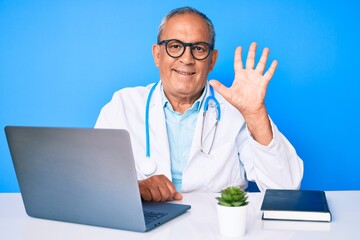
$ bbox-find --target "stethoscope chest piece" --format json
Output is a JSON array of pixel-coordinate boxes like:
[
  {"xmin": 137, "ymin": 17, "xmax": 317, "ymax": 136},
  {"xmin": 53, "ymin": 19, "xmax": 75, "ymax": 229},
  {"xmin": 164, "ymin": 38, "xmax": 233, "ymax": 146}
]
[{"xmin": 139, "ymin": 158, "xmax": 157, "ymax": 176}]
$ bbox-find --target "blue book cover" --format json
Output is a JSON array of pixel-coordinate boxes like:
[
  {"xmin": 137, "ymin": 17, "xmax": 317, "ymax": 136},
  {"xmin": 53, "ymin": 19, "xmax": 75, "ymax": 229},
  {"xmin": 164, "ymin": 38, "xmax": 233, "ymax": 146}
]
[{"xmin": 260, "ymin": 189, "xmax": 332, "ymax": 222}]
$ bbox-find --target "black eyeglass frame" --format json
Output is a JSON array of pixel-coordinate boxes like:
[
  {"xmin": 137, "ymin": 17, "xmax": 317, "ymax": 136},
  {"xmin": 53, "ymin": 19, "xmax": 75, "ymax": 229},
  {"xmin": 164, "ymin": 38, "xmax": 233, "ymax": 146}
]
[{"xmin": 158, "ymin": 39, "xmax": 214, "ymax": 61}]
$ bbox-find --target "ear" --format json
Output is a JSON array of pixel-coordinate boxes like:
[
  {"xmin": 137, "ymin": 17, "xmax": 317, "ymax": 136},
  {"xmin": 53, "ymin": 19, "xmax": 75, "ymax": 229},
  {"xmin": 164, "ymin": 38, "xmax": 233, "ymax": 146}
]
[
  {"xmin": 208, "ymin": 49, "xmax": 218, "ymax": 72},
  {"xmin": 152, "ymin": 44, "xmax": 160, "ymax": 67}
]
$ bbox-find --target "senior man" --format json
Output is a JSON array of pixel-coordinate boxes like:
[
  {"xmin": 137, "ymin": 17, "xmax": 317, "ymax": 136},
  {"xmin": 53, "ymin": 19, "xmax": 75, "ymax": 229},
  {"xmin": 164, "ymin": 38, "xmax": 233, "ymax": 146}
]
[{"xmin": 95, "ymin": 7, "xmax": 304, "ymax": 202}]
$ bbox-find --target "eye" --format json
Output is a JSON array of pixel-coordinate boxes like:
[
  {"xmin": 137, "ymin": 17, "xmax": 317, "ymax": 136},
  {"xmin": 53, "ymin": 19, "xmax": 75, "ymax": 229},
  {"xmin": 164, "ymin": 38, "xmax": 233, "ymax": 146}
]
[
  {"xmin": 167, "ymin": 41, "xmax": 184, "ymax": 52},
  {"xmin": 170, "ymin": 44, "xmax": 181, "ymax": 49},
  {"xmin": 193, "ymin": 43, "xmax": 209, "ymax": 53},
  {"xmin": 195, "ymin": 46, "xmax": 205, "ymax": 52}
]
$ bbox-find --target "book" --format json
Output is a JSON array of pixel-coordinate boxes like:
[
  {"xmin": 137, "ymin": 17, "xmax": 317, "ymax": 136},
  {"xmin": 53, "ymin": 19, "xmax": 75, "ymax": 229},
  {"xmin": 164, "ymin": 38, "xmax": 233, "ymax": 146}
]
[{"xmin": 260, "ymin": 189, "xmax": 332, "ymax": 222}]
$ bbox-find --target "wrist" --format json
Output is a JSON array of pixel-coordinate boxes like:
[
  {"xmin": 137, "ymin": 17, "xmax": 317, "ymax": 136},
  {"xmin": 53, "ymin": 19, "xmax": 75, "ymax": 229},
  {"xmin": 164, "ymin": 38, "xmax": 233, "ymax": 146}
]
[{"xmin": 244, "ymin": 108, "xmax": 273, "ymax": 145}]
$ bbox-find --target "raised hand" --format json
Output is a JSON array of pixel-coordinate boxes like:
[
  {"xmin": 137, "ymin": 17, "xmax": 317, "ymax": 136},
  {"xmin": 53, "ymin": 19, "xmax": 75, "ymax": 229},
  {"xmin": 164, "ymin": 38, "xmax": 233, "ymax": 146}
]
[{"xmin": 209, "ymin": 42, "xmax": 277, "ymax": 145}]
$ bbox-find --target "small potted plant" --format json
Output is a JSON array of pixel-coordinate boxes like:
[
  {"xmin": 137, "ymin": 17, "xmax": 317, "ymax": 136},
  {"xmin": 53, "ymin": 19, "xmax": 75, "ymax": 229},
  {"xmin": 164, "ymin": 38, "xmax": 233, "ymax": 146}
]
[{"xmin": 216, "ymin": 186, "xmax": 249, "ymax": 237}]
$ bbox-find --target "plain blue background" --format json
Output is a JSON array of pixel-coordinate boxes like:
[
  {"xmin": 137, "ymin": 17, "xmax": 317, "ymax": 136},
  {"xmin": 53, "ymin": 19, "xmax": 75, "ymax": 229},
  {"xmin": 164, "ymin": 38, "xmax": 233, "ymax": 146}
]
[{"xmin": 1, "ymin": 0, "xmax": 359, "ymax": 192}]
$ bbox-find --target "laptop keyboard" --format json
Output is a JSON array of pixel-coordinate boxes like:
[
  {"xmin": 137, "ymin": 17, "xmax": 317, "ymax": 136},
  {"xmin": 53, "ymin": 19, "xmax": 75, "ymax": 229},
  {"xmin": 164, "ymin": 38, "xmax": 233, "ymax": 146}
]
[{"xmin": 144, "ymin": 211, "xmax": 168, "ymax": 224}]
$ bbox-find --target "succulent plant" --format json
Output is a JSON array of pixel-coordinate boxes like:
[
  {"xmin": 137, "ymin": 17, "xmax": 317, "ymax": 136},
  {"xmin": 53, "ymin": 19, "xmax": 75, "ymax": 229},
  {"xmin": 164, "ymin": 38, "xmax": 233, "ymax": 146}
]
[{"xmin": 216, "ymin": 186, "xmax": 249, "ymax": 207}]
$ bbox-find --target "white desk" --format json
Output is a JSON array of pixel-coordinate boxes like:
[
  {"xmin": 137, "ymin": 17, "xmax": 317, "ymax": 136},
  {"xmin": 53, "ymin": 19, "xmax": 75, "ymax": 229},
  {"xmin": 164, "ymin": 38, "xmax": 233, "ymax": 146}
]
[{"xmin": 0, "ymin": 191, "xmax": 359, "ymax": 239}]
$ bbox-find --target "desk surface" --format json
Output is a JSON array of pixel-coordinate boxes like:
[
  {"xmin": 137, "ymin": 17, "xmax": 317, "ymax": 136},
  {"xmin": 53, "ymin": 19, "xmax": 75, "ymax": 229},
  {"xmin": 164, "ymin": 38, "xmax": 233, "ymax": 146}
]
[{"xmin": 1, "ymin": 191, "xmax": 359, "ymax": 240}]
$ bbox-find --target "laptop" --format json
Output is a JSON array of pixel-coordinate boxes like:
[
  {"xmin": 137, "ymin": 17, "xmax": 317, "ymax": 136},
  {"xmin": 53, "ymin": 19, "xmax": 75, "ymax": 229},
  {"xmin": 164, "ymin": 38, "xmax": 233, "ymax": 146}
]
[{"xmin": 4, "ymin": 126, "xmax": 191, "ymax": 232}]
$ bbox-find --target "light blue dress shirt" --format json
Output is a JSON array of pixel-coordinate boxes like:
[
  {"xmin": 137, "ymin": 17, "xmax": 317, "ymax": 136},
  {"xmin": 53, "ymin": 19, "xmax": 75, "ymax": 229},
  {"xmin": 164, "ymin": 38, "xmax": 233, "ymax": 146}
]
[{"xmin": 161, "ymin": 86, "xmax": 206, "ymax": 192}]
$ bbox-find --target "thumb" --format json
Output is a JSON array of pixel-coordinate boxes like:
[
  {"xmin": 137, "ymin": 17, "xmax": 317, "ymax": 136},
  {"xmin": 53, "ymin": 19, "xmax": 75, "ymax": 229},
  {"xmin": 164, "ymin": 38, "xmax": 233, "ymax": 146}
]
[
  {"xmin": 209, "ymin": 79, "xmax": 230, "ymax": 100},
  {"xmin": 173, "ymin": 192, "xmax": 183, "ymax": 201}
]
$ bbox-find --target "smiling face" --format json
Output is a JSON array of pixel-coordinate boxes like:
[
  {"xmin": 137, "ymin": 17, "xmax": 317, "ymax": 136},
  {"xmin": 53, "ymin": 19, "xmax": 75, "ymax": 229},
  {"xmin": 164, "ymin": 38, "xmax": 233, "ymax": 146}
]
[{"xmin": 152, "ymin": 13, "xmax": 218, "ymax": 111}]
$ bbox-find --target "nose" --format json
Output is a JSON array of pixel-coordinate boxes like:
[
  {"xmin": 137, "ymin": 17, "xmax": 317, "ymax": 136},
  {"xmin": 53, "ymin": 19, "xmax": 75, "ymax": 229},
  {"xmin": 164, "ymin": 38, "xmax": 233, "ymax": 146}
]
[{"xmin": 179, "ymin": 46, "xmax": 195, "ymax": 64}]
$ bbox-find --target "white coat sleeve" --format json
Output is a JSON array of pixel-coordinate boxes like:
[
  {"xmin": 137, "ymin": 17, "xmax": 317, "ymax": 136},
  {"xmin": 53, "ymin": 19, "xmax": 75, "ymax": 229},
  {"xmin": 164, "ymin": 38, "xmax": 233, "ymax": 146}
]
[
  {"xmin": 94, "ymin": 91, "xmax": 122, "ymax": 129},
  {"xmin": 237, "ymin": 118, "xmax": 304, "ymax": 192}
]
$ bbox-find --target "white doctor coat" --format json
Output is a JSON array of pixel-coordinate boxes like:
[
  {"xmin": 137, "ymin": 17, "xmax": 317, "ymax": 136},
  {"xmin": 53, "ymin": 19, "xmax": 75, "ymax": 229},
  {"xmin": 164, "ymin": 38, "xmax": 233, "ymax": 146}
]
[{"xmin": 95, "ymin": 82, "xmax": 303, "ymax": 192}]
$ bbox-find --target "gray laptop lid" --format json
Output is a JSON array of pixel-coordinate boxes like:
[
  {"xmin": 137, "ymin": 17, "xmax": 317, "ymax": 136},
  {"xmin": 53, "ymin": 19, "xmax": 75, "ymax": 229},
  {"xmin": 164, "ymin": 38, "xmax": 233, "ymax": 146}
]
[{"xmin": 5, "ymin": 126, "xmax": 190, "ymax": 232}]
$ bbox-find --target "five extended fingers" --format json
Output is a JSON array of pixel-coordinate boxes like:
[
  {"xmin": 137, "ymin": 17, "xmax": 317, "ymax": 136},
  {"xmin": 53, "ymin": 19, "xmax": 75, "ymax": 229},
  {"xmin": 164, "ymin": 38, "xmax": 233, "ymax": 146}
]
[{"xmin": 236, "ymin": 42, "xmax": 277, "ymax": 81}]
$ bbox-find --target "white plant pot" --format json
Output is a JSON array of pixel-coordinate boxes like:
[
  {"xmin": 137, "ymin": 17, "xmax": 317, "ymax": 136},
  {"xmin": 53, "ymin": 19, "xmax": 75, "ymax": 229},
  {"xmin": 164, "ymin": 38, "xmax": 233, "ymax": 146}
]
[{"xmin": 216, "ymin": 204, "xmax": 248, "ymax": 237}]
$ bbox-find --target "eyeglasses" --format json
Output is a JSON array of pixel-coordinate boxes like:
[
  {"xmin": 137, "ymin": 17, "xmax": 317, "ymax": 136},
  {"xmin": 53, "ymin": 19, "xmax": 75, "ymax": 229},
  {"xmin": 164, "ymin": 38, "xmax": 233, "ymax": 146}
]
[{"xmin": 158, "ymin": 39, "xmax": 214, "ymax": 60}]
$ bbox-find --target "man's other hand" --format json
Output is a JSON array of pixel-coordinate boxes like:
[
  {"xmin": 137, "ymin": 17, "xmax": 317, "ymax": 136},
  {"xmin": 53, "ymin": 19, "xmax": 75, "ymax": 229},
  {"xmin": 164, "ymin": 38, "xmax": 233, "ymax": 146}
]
[{"xmin": 138, "ymin": 175, "xmax": 183, "ymax": 202}]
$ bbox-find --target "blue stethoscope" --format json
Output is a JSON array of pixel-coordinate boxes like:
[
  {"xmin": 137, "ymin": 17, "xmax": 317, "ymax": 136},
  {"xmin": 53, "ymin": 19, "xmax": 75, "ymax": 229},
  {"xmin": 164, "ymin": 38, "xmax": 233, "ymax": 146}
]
[{"xmin": 139, "ymin": 81, "xmax": 221, "ymax": 176}]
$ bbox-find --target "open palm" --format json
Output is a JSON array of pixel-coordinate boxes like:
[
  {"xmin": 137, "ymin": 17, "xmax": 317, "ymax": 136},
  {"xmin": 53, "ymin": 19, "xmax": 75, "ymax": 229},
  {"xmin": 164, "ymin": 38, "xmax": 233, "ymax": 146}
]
[{"xmin": 209, "ymin": 42, "xmax": 278, "ymax": 118}]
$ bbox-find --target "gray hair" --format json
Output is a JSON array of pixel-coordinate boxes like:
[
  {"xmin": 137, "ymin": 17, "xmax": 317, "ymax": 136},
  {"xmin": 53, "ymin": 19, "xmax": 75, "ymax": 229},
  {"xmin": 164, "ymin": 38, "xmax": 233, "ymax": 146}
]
[{"xmin": 157, "ymin": 7, "xmax": 216, "ymax": 47}]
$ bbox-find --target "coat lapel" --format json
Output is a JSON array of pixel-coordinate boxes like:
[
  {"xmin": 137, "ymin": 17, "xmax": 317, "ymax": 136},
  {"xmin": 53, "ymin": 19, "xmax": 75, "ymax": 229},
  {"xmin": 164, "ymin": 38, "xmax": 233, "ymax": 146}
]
[
  {"xmin": 148, "ymin": 83, "xmax": 172, "ymax": 178},
  {"xmin": 188, "ymin": 83, "xmax": 225, "ymax": 159}
]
